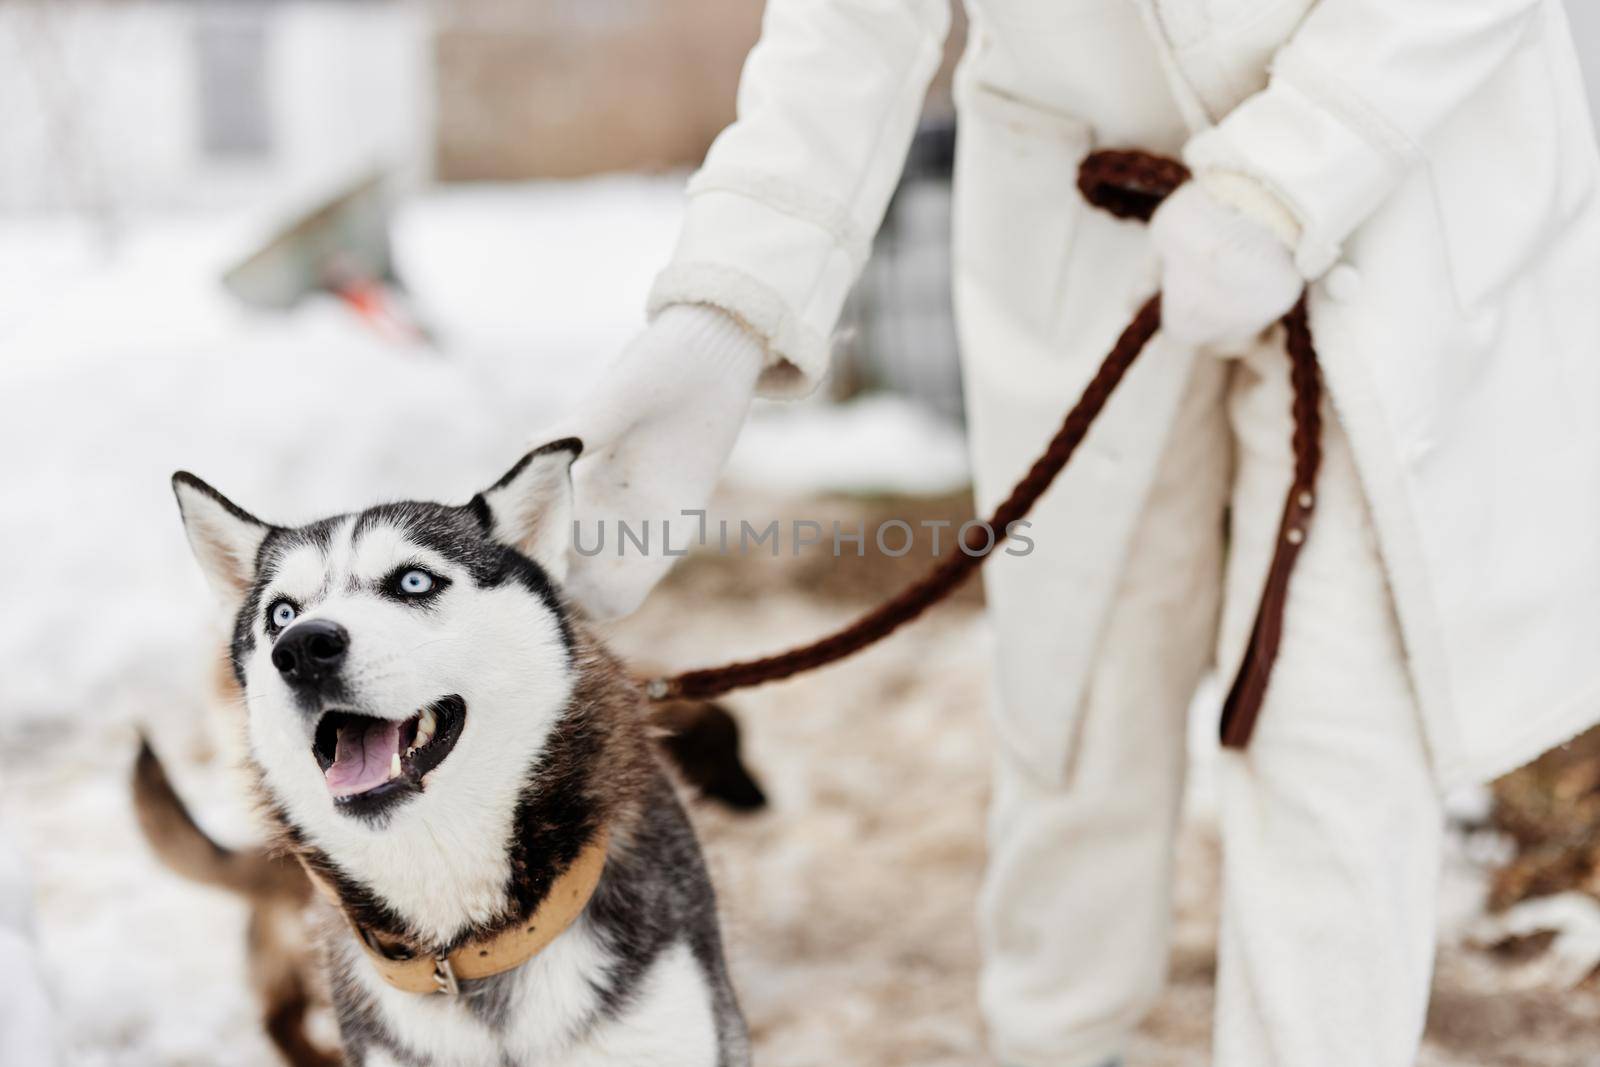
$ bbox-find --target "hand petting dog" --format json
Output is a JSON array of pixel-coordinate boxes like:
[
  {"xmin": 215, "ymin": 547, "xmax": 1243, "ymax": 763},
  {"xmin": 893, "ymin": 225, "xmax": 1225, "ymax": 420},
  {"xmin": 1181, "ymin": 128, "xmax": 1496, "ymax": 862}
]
[{"xmin": 551, "ymin": 305, "xmax": 764, "ymax": 619}]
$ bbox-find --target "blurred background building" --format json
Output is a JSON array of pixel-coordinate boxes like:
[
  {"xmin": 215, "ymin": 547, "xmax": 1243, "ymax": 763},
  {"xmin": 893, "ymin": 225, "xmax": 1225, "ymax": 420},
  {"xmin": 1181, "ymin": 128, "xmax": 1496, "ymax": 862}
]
[
  {"xmin": 0, "ymin": 0, "xmax": 971, "ymax": 412},
  {"xmin": 0, "ymin": 1, "xmax": 430, "ymax": 214},
  {"xmin": 3, "ymin": 0, "xmax": 1595, "ymax": 212},
  {"xmin": 0, "ymin": 0, "xmax": 967, "ymax": 207}
]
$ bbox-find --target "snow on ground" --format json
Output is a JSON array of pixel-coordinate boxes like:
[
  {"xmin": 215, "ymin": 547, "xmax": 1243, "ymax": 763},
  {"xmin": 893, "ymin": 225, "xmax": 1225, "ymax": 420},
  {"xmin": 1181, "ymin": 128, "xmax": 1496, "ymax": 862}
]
[
  {"xmin": 0, "ymin": 180, "xmax": 644, "ymax": 734},
  {"xmin": 0, "ymin": 177, "xmax": 972, "ymax": 1064},
  {"xmin": 0, "ymin": 174, "xmax": 967, "ymax": 735}
]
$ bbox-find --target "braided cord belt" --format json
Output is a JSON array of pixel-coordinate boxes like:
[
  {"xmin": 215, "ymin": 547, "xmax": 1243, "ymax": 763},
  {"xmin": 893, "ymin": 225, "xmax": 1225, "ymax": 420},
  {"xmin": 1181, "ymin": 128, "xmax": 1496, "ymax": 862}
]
[{"xmin": 649, "ymin": 149, "xmax": 1322, "ymax": 750}]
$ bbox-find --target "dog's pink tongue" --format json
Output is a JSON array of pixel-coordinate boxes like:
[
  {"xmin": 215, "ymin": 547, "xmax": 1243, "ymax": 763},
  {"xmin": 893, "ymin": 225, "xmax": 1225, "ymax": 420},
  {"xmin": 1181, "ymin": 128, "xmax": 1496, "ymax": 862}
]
[{"xmin": 325, "ymin": 719, "xmax": 401, "ymax": 798}]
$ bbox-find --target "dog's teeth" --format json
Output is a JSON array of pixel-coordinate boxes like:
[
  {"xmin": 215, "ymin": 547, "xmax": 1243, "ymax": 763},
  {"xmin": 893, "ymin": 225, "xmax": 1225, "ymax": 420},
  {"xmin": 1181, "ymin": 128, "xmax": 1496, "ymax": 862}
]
[
  {"xmin": 390, "ymin": 753, "xmax": 402, "ymax": 779},
  {"xmin": 415, "ymin": 708, "xmax": 437, "ymax": 748}
]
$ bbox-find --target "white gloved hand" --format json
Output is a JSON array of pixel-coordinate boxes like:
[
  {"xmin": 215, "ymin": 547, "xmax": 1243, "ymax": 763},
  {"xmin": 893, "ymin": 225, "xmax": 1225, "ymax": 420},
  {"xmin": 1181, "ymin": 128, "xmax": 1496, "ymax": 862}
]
[
  {"xmin": 1149, "ymin": 176, "xmax": 1305, "ymax": 349},
  {"xmin": 552, "ymin": 304, "xmax": 765, "ymax": 619}
]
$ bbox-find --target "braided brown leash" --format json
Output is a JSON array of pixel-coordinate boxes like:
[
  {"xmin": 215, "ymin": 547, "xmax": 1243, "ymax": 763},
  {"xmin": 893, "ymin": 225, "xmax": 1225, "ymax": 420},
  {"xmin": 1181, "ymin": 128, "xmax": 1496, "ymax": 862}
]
[{"xmin": 648, "ymin": 149, "xmax": 1322, "ymax": 751}]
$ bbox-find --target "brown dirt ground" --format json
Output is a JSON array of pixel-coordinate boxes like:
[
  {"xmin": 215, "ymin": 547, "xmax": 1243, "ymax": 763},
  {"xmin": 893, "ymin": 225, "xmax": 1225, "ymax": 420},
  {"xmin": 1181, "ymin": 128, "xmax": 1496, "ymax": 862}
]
[{"xmin": 613, "ymin": 489, "xmax": 1600, "ymax": 1067}]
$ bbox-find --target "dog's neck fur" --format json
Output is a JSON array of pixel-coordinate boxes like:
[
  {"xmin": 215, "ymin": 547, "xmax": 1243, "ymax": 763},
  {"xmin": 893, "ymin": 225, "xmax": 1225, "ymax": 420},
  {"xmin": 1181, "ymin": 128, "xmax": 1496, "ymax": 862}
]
[{"xmin": 264, "ymin": 630, "xmax": 654, "ymax": 956}]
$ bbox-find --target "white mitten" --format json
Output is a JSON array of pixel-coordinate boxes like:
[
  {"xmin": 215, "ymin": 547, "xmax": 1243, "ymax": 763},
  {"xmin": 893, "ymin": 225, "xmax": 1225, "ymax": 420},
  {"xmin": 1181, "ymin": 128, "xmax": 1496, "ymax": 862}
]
[
  {"xmin": 552, "ymin": 304, "xmax": 765, "ymax": 619},
  {"xmin": 1149, "ymin": 175, "xmax": 1305, "ymax": 349}
]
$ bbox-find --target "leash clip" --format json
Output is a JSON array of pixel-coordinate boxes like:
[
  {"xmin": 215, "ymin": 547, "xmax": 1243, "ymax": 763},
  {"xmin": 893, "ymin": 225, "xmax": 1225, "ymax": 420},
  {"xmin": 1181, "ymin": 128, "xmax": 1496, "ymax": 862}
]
[{"xmin": 432, "ymin": 955, "xmax": 460, "ymax": 996}]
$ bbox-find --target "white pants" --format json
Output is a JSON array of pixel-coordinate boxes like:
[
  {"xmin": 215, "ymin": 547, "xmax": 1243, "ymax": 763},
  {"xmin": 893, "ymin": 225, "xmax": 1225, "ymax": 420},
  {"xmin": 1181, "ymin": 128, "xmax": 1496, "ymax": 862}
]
[{"xmin": 979, "ymin": 336, "xmax": 1444, "ymax": 1067}]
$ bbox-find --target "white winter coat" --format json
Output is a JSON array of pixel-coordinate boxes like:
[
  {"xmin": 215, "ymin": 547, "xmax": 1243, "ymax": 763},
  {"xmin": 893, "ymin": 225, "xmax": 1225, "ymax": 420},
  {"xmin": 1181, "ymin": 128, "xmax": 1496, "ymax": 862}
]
[{"xmin": 649, "ymin": 0, "xmax": 1600, "ymax": 787}]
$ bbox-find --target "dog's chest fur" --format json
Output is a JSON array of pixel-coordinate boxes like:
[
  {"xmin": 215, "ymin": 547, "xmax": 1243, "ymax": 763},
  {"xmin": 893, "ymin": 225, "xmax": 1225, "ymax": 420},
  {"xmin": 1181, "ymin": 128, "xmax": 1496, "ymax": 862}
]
[
  {"xmin": 319, "ymin": 768, "xmax": 746, "ymax": 1067},
  {"xmin": 283, "ymin": 650, "xmax": 748, "ymax": 1067},
  {"xmin": 345, "ymin": 936, "xmax": 718, "ymax": 1067}
]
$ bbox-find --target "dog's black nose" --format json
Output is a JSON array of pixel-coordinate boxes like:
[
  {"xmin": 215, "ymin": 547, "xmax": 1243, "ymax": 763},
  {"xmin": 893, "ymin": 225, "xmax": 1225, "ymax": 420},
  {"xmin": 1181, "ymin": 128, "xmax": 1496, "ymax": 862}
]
[{"xmin": 272, "ymin": 619, "xmax": 349, "ymax": 687}]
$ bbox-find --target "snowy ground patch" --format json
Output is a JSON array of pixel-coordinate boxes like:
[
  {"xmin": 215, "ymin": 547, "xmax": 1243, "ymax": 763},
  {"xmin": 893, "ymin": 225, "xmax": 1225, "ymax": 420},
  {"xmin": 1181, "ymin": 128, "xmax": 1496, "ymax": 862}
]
[{"xmin": 0, "ymin": 176, "xmax": 979, "ymax": 1063}]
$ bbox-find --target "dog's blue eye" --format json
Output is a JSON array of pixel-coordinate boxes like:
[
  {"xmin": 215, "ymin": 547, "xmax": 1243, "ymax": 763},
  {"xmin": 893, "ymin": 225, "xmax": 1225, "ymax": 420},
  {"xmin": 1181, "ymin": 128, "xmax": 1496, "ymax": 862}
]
[
  {"xmin": 398, "ymin": 569, "xmax": 434, "ymax": 596},
  {"xmin": 269, "ymin": 601, "xmax": 297, "ymax": 629}
]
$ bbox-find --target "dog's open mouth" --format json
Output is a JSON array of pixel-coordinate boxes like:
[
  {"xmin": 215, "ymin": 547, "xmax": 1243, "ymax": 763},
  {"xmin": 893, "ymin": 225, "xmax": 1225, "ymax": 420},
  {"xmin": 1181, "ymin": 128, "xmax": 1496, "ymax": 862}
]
[{"xmin": 313, "ymin": 695, "xmax": 465, "ymax": 805}]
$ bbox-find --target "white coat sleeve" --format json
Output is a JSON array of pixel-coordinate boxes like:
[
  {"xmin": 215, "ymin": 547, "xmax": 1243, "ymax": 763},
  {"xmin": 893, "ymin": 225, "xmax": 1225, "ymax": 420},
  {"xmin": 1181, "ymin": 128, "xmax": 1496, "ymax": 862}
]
[
  {"xmin": 1184, "ymin": 0, "xmax": 1547, "ymax": 277},
  {"xmin": 646, "ymin": 0, "xmax": 952, "ymax": 396}
]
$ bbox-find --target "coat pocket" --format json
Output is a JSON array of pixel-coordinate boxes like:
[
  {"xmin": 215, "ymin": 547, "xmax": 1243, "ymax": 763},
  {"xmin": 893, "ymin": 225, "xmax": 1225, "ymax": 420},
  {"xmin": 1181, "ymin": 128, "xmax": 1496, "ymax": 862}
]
[{"xmin": 953, "ymin": 82, "xmax": 1094, "ymax": 342}]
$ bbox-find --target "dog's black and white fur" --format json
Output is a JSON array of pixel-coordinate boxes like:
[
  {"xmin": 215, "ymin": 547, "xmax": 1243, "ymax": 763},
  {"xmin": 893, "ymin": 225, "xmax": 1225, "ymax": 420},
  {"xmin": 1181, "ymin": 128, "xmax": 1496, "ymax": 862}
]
[{"xmin": 172, "ymin": 439, "xmax": 748, "ymax": 1067}]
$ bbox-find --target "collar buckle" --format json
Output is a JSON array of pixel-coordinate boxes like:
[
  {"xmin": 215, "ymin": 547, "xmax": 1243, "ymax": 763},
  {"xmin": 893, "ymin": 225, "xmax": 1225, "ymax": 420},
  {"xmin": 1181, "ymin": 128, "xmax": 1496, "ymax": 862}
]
[{"xmin": 432, "ymin": 955, "xmax": 460, "ymax": 996}]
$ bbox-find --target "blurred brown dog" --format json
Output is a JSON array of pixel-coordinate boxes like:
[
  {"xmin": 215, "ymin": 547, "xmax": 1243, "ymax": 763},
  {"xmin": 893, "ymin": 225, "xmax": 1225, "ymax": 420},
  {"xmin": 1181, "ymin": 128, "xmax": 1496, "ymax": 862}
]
[{"xmin": 132, "ymin": 672, "xmax": 764, "ymax": 1067}]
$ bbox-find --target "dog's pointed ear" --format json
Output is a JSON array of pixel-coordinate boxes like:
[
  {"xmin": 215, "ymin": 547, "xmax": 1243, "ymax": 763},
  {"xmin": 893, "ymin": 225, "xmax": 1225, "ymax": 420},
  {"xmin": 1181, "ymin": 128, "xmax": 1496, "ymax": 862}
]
[
  {"xmin": 474, "ymin": 437, "xmax": 583, "ymax": 580},
  {"xmin": 171, "ymin": 472, "xmax": 272, "ymax": 602}
]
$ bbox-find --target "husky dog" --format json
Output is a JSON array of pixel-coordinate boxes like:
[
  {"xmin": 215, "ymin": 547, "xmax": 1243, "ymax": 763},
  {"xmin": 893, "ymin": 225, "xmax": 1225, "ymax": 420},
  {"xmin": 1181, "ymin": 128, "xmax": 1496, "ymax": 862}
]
[
  {"xmin": 130, "ymin": 674, "xmax": 764, "ymax": 1067},
  {"xmin": 170, "ymin": 439, "xmax": 748, "ymax": 1067}
]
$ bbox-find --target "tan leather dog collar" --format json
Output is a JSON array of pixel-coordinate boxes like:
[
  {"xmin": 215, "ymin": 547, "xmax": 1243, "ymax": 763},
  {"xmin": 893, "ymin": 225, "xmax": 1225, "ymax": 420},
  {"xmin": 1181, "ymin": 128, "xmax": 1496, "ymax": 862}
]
[{"xmin": 302, "ymin": 829, "xmax": 610, "ymax": 996}]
